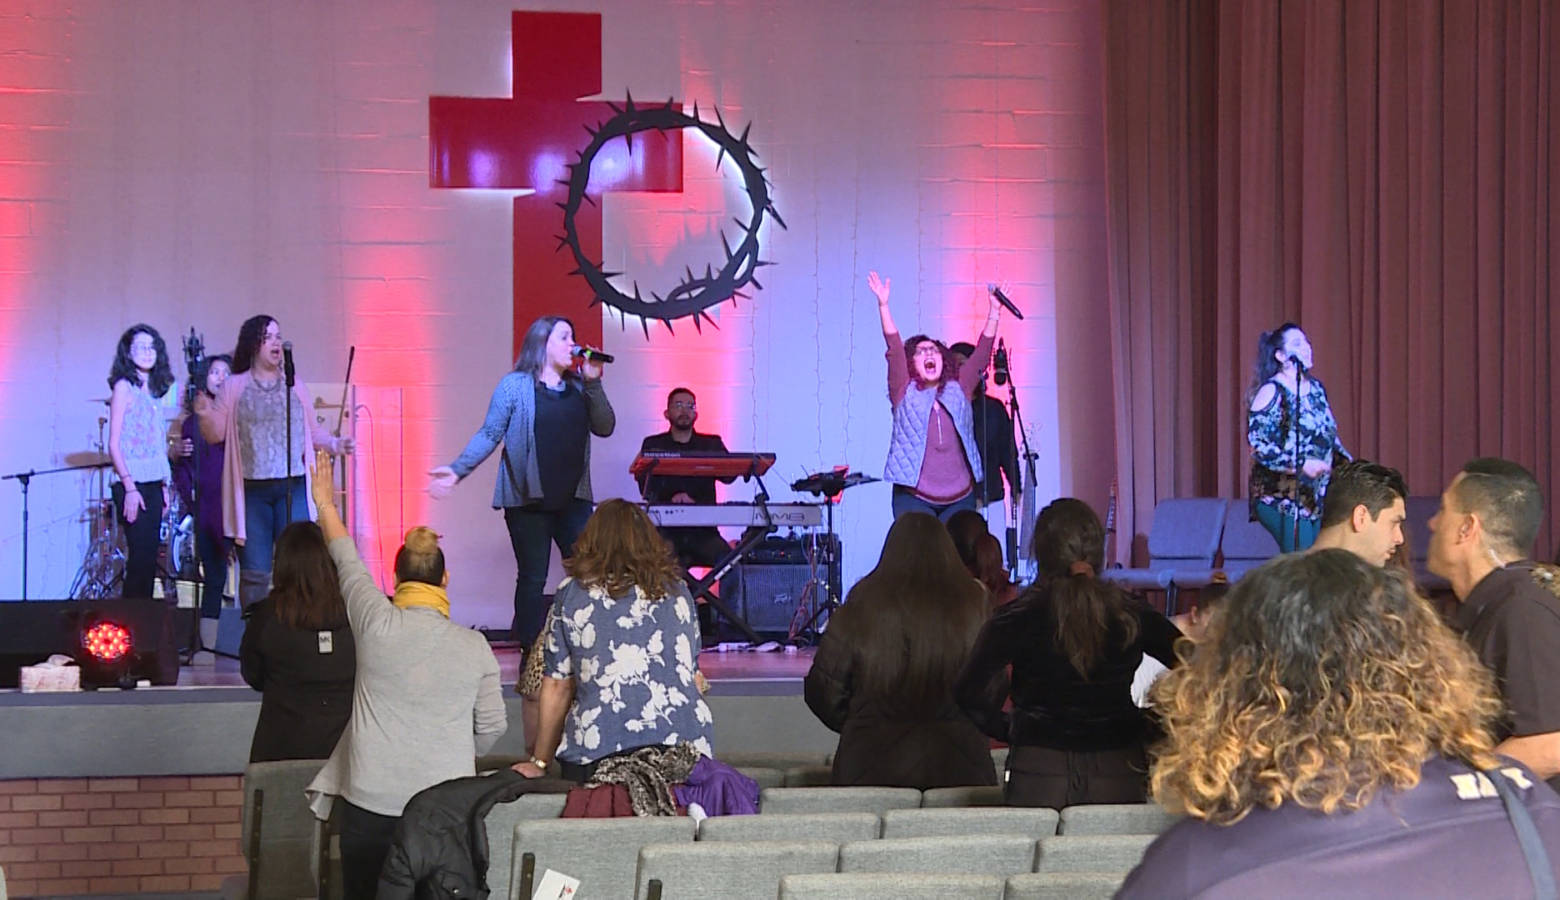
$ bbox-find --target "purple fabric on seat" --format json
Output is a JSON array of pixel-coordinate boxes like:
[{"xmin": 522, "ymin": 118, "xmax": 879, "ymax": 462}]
[{"xmin": 674, "ymin": 757, "xmax": 760, "ymax": 816}]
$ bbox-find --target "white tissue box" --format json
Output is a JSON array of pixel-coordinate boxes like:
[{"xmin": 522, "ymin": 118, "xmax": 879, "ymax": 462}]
[{"xmin": 20, "ymin": 655, "xmax": 82, "ymax": 692}]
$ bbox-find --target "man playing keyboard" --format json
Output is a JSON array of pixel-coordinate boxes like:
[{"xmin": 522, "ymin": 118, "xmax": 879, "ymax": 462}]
[{"xmin": 637, "ymin": 388, "xmax": 738, "ymax": 585}]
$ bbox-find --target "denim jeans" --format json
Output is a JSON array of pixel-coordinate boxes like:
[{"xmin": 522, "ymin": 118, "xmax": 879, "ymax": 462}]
[
  {"xmin": 196, "ymin": 530, "xmax": 229, "ymax": 618},
  {"xmin": 891, "ymin": 485, "xmax": 979, "ymax": 522},
  {"xmin": 503, "ymin": 499, "xmax": 593, "ymax": 646},
  {"xmin": 239, "ymin": 477, "xmax": 309, "ymax": 573},
  {"xmin": 1254, "ymin": 502, "xmax": 1320, "ymax": 553}
]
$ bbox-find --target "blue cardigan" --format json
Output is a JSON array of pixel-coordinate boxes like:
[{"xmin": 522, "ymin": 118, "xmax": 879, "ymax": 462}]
[{"xmin": 449, "ymin": 371, "xmax": 615, "ymax": 508}]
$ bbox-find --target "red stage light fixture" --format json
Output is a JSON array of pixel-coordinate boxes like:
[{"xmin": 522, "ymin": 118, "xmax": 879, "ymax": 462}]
[{"xmin": 78, "ymin": 616, "xmax": 136, "ymax": 689}]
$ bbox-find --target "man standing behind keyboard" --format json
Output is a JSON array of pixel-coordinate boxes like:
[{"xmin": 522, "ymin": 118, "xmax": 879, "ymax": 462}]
[{"xmin": 638, "ymin": 387, "xmax": 737, "ymax": 577}]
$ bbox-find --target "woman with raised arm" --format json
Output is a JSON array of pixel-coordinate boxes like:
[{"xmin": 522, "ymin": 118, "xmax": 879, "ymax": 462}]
[
  {"xmin": 1246, "ymin": 323, "xmax": 1351, "ymax": 551},
  {"xmin": 871, "ymin": 271, "xmax": 1001, "ymax": 521},
  {"xmin": 427, "ymin": 316, "xmax": 615, "ymax": 652},
  {"xmin": 106, "ymin": 324, "xmax": 177, "ymax": 599},
  {"xmin": 305, "ymin": 451, "xmax": 506, "ymax": 899}
]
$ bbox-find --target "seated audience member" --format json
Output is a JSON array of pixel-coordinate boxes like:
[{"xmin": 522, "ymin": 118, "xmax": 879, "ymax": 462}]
[
  {"xmin": 1429, "ymin": 457, "xmax": 1560, "ymax": 792},
  {"xmin": 240, "ymin": 520, "xmax": 356, "ymax": 762},
  {"xmin": 1121, "ymin": 550, "xmax": 1560, "ymax": 898},
  {"xmin": 304, "ymin": 452, "xmax": 507, "ymax": 900},
  {"xmin": 956, "ymin": 498, "xmax": 1180, "ymax": 807},
  {"xmin": 514, "ymin": 499, "xmax": 715, "ymax": 783},
  {"xmin": 1311, "ymin": 458, "xmax": 1409, "ymax": 565},
  {"xmin": 805, "ymin": 513, "xmax": 996, "ymax": 789},
  {"xmin": 947, "ymin": 509, "xmax": 1018, "ymax": 607},
  {"xmin": 1130, "ymin": 576, "xmax": 1228, "ymax": 707}
]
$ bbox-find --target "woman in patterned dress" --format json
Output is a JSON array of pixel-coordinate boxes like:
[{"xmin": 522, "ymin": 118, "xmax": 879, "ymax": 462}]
[
  {"xmin": 1247, "ymin": 323, "xmax": 1351, "ymax": 551},
  {"xmin": 513, "ymin": 499, "xmax": 714, "ymax": 782}
]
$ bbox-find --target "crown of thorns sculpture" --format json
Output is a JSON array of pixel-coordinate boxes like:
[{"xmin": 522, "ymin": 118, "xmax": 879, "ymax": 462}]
[{"xmin": 557, "ymin": 93, "xmax": 783, "ymax": 334}]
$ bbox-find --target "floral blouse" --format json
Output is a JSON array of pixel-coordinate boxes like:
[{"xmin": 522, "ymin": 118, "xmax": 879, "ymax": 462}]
[
  {"xmin": 1247, "ymin": 377, "xmax": 1350, "ymax": 522},
  {"xmin": 544, "ymin": 577, "xmax": 714, "ymax": 765}
]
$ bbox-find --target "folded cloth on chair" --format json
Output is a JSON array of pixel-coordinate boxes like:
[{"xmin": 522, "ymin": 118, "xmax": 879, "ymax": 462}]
[{"xmin": 674, "ymin": 756, "xmax": 760, "ymax": 816}]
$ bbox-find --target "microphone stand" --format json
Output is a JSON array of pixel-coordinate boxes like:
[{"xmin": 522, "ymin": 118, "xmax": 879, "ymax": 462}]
[
  {"xmin": 1287, "ymin": 361, "xmax": 1305, "ymax": 551},
  {"xmin": 1007, "ymin": 363, "xmax": 1038, "ymax": 582},
  {"xmin": 284, "ymin": 353, "xmax": 296, "ymax": 526},
  {"xmin": 3, "ymin": 461, "xmax": 113, "ymax": 600}
]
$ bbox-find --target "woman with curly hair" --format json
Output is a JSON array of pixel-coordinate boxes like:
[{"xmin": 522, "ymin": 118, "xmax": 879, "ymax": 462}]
[
  {"xmin": 107, "ymin": 324, "xmax": 178, "ymax": 598},
  {"xmin": 1120, "ymin": 550, "xmax": 1560, "ymax": 898},
  {"xmin": 955, "ymin": 498, "xmax": 1181, "ymax": 807},
  {"xmin": 513, "ymin": 499, "xmax": 713, "ymax": 783}
]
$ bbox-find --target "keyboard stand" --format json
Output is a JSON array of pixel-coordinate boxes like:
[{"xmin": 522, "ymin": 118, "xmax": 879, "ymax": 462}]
[{"xmin": 681, "ymin": 465, "xmax": 775, "ymax": 645}]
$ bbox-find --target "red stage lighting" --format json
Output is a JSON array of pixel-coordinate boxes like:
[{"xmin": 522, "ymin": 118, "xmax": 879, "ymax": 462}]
[
  {"xmin": 82, "ymin": 621, "xmax": 132, "ymax": 662},
  {"xmin": 78, "ymin": 617, "xmax": 136, "ymax": 689}
]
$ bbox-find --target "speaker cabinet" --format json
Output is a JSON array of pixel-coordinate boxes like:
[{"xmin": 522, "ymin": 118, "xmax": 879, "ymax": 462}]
[{"xmin": 0, "ymin": 598, "xmax": 180, "ymax": 688}]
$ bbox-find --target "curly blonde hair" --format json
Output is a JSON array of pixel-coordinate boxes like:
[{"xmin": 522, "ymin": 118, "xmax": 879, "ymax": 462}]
[{"xmin": 1148, "ymin": 549, "xmax": 1500, "ymax": 825}]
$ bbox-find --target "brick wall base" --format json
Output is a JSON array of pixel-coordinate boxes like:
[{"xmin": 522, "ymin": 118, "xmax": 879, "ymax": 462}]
[{"xmin": 0, "ymin": 777, "xmax": 246, "ymax": 896}]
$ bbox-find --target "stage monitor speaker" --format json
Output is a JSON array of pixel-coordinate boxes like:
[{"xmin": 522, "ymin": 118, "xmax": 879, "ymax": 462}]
[
  {"xmin": 0, "ymin": 598, "xmax": 180, "ymax": 688},
  {"xmin": 720, "ymin": 563, "xmax": 819, "ymax": 637}
]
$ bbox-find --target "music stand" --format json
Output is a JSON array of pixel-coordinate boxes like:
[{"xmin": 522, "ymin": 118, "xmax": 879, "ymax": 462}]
[{"xmin": 788, "ymin": 469, "xmax": 877, "ymax": 643}]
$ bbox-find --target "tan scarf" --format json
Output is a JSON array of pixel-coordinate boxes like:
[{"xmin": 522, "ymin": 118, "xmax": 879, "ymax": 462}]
[{"xmin": 392, "ymin": 581, "xmax": 450, "ymax": 618}]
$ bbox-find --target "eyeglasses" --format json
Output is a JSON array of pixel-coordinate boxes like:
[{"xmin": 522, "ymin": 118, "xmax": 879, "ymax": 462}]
[
  {"xmin": 670, "ymin": 401, "xmax": 697, "ymax": 411},
  {"xmin": 911, "ymin": 346, "xmax": 942, "ymax": 358}
]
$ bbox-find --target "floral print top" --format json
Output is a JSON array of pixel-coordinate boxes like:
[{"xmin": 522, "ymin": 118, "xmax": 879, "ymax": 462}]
[
  {"xmin": 1247, "ymin": 377, "xmax": 1350, "ymax": 522},
  {"xmin": 544, "ymin": 576, "xmax": 714, "ymax": 764}
]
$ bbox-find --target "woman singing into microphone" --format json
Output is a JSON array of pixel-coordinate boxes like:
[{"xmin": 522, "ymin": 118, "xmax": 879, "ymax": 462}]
[
  {"xmin": 429, "ymin": 316, "xmax": 615, "ymax": 649},
  {"xmin": 1246, "ymin": 323, "xmax": 1350, "ymax": 551},
  {"xmin": 197, "ymin": 315, "xmax": 351, "ymax": 609},
  {"xmin": 871, "ymin": 270, "xmax": 1001, "ymax": 521}
]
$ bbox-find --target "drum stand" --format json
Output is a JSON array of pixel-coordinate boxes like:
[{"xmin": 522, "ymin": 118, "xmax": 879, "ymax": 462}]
[{"xmin": 788, "ymin": 470, "xmax": 875, "ymax": 644}]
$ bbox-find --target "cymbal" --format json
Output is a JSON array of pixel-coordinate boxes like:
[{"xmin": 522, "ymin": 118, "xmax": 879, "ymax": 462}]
[{"xmin": 63, "ymin": 451, "xmax": 111, "ymax": 467}]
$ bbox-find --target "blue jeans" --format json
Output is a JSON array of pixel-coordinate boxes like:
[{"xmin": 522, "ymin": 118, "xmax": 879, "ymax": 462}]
[
  {"xmin": 503, "ymin": 499, "xmax": 593, "ymax": 646},
  {"xmin": 196, "ymin": 530, "xmax": 229, "ymax": 619},
  {"xmin": 1254, "ymin": 502, "xmax": 1319, "ymax": 553},
  {"xmin": 891, "ymin": 486, "xmax": 979, "ymax": 522},
  {"xmin": 239, "ymin": 477, "xmax": 310, "ymax": 573}
]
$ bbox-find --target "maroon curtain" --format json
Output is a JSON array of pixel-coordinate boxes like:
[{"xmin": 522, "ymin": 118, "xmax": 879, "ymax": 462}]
[{"xmin": 1104, "ymin": 0, "xmax": 1560, "ymax": 563}]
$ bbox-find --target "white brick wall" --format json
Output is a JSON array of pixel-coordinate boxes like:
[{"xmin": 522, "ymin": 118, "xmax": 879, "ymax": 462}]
[{"xmin": 0, "ymin": 0, "xmax": 1109, "ymax": 622}]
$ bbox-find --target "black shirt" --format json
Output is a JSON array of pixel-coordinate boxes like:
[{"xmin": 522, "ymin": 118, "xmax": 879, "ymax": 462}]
[
  {"xmin": 970, "ymin": 391, "xmax": 1020, "ymax": 504},
  {"xmin": 955, "ymin": 586, "xmax": 1181, "ymax": 750},
  {"xmin": 1455, "ymin": 560, "xmax": 1560, "ymax": 792},
  {"xmin": 637, "ymin": 431, "xmax": 732, "ymax": 504},
  {"xmin": 533, "ymin": 381, "xmax": 589, "ymax": 510}
]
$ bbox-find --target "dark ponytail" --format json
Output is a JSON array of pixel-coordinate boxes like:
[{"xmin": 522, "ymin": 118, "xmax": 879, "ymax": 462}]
[{"xmin": 1032, "ymin": 498, "xmax": 1139, "ymax": 677}]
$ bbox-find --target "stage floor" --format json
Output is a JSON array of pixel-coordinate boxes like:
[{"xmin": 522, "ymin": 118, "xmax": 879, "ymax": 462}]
[{"xmin": 171, "ymin": 643, "xmax": 815, "ymax": 689}]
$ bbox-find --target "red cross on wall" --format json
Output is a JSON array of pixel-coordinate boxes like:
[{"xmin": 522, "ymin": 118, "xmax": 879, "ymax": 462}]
[{"xmin": 429, "ymin": 11, "xmax": 683, "ymax": 357}]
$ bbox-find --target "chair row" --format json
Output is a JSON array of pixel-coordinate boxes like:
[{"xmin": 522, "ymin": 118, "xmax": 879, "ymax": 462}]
[
  {"xmin": 489, "ymin": 801, "xmax": 1176, "ymax": 900},
  {"xmin": 510, "ymin": 829, "xmax": 1156, "ymax": 900},
  {"xmin": 1104, "ymin": 494, "xmax": 1451, "ymax": 613},
  {"xmin": 779, "ymin": 871, "xmax": 1126, "ymax": 900}
]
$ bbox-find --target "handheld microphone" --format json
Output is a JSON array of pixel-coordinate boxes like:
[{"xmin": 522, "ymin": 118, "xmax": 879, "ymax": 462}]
[
  {"xmin": 994, "ymin": 340, "xmax": 1010, "ymax": 387},
  {"xmin": 572, "ymin": 346, "xmax": 615, "ymax": 364},
  {"xmin": 282, "ymin": 341, "xmax": 296, "ymax": 387},
  {"xmin": 987, "ymin": 284, "xmax": 1026, "ymax": 320}
]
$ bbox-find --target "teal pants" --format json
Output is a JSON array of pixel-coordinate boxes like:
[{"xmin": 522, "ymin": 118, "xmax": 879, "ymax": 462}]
[{"xmin": 1255, "ymin": 503, "xmax": 1319, "ymax": 553}]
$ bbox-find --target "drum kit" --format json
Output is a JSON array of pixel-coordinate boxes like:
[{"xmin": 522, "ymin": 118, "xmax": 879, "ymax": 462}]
[{"xmin": 62, "ymin": 395, "xmax": 194, "ymax": 602}]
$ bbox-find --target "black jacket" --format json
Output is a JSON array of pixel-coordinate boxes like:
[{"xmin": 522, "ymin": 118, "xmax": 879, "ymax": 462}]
[
  {"xmin": 239, "ymin": 597, "xmax": 356, "ymax": 763},
  {"xmin": 378, "ymin": 769, "xmax": 574, "ymax": 900}
]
